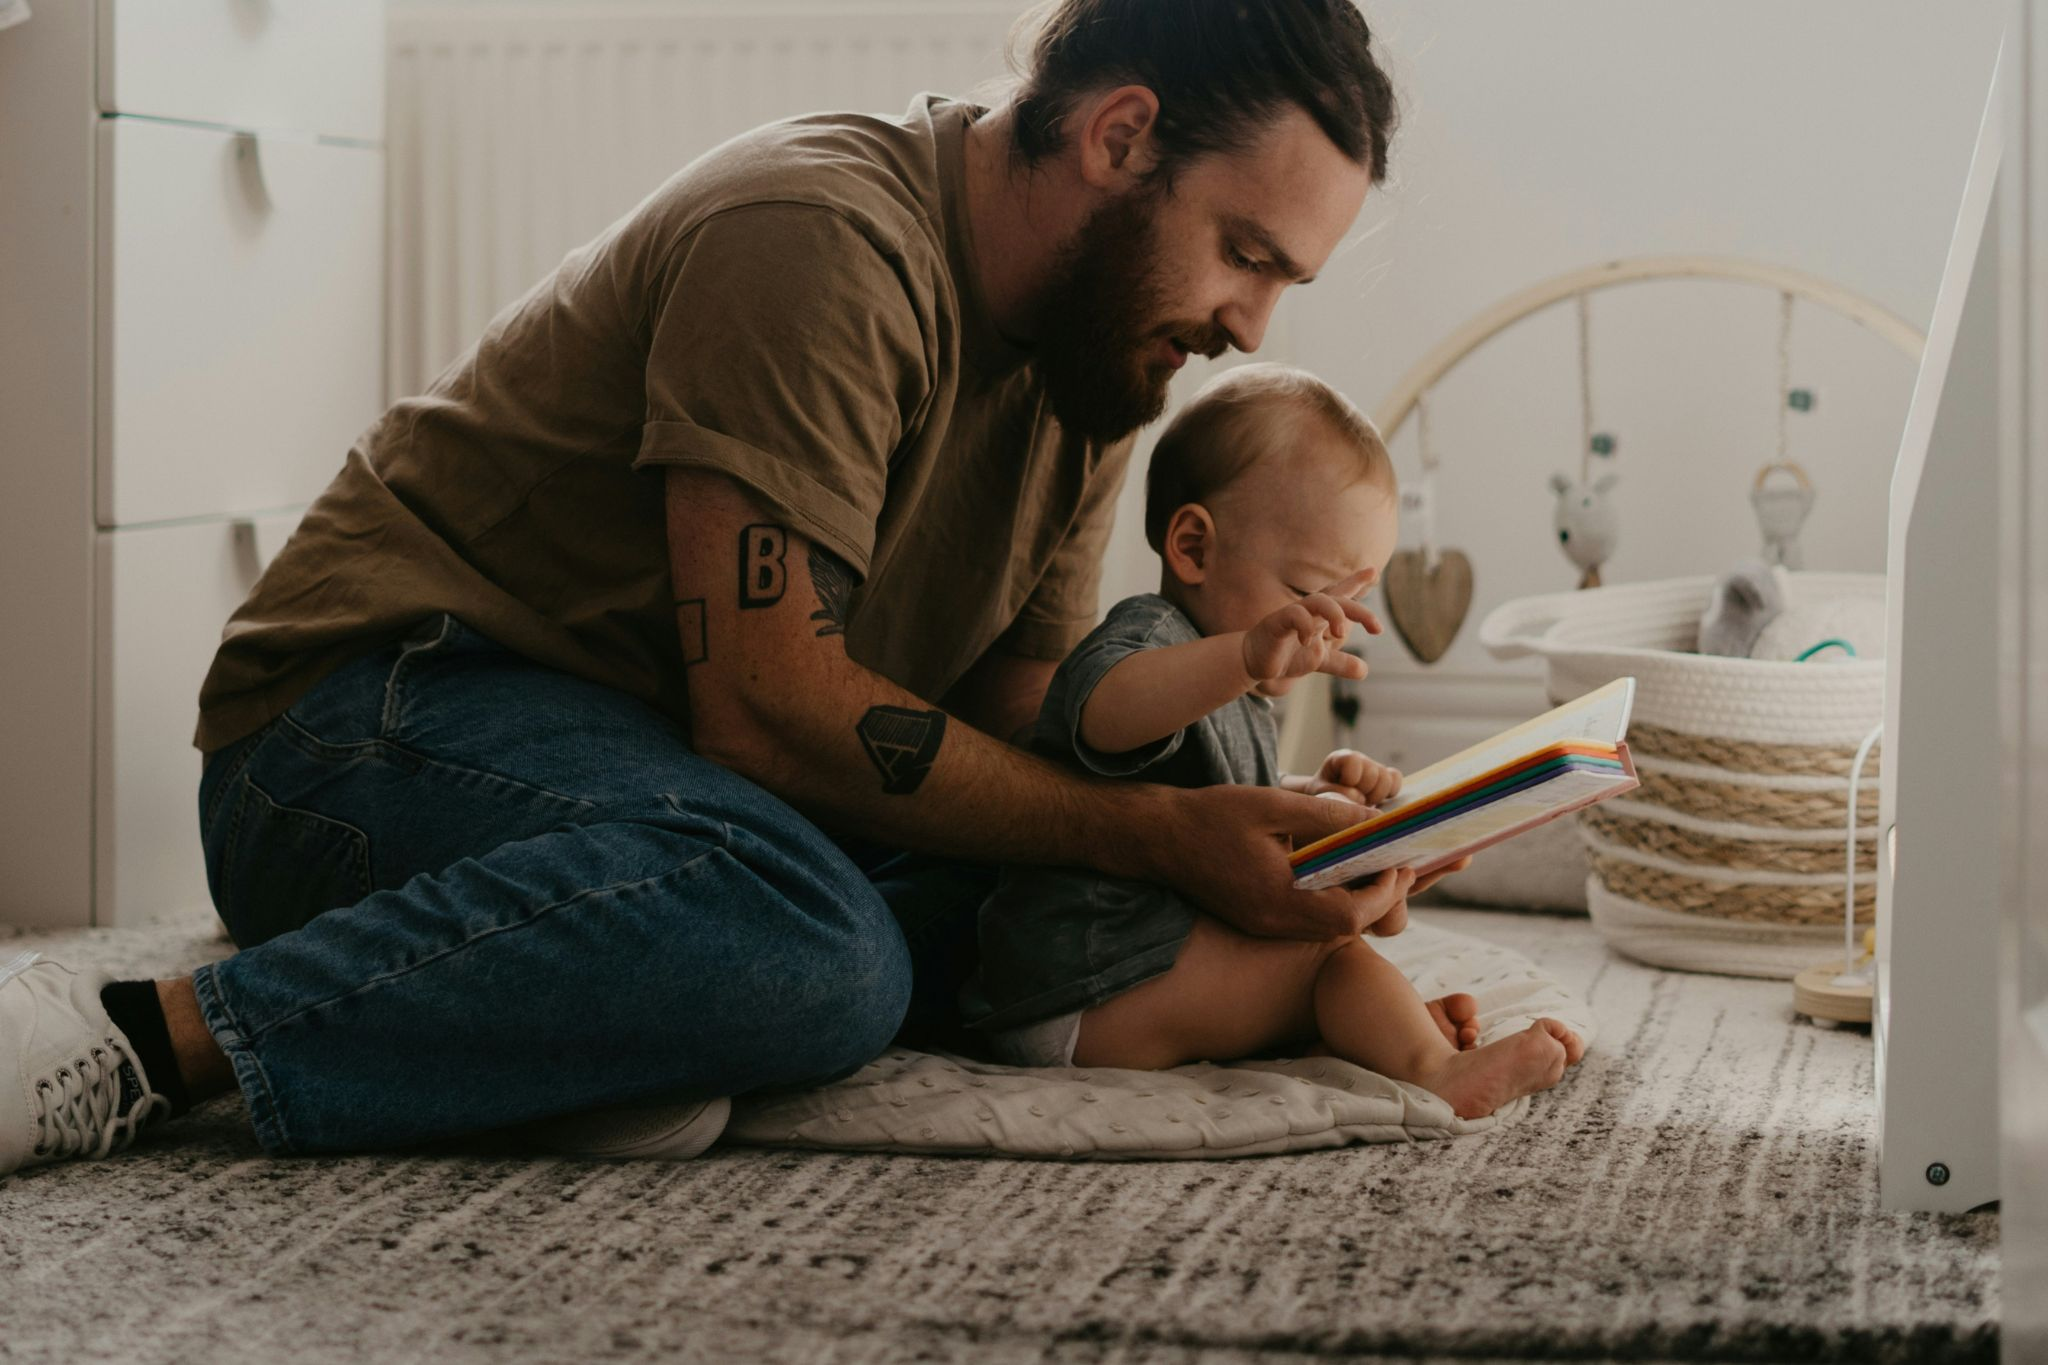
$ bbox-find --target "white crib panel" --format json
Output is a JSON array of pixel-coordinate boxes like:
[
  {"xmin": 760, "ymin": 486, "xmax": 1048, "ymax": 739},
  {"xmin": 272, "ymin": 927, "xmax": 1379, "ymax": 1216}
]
[{"xmin": 1876, "ymin": 57, "xmax": 2005, "ymax": 1215}]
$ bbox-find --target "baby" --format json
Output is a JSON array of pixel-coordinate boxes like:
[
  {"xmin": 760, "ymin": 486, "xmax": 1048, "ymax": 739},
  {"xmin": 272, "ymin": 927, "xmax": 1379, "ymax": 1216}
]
[{"xmin": 960, "ymin": 364, "xmax": 1583, "ymax": 1118}]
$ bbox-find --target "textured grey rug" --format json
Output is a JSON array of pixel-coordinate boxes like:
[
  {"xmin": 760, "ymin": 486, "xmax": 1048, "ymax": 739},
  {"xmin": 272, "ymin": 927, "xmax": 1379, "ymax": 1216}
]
[{"xmin": 0, "ymin": 910, "xmax": 1996, "ymax": 1364}]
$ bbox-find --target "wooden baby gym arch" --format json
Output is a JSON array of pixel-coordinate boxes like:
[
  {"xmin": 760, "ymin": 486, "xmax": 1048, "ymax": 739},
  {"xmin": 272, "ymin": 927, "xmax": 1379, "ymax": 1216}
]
[{"xmin": 1361, "ymin": 254, "xmax": 1927, "ymax": 668}]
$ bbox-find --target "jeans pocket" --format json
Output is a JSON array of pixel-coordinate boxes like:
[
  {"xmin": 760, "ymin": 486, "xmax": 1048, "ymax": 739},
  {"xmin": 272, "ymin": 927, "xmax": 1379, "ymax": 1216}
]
[
  {"xmin": 379, "ymin": 613, "xmax": 509, "ymax": 741},
  {"xmin": 215, "ymin": 777, "xmax": 374, "ymax": 948},
  {"xmin": 199, "ymin": 729, "xmax": 266, "ymax": 835}
]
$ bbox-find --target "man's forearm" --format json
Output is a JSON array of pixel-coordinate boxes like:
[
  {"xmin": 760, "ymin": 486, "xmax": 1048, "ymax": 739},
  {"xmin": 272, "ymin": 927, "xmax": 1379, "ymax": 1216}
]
[{"xmin": 707, "ymin": 660, "xmax": 1166, "ymax": 878}]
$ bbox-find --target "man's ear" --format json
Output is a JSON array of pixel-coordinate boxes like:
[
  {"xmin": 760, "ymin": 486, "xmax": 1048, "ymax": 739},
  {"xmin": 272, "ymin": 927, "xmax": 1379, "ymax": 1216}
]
[
  {"xmin": 1074, "ymin": 84, "xmax": 1163, "ymax": 189},
  {"xmin": 1163, "ymin": 503, "xmax": 1215, "ymax": 586}
]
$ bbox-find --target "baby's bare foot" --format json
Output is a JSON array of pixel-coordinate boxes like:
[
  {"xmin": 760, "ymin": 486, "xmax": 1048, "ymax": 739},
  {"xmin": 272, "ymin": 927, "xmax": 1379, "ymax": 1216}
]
[
  {"xmin": 1426, "ymin": 993, "xmax": 1481, "ymax": 1051},
  {"xmin": 1419, "ymin": 1018, "xmax": 1582, "ymax": 1119}
]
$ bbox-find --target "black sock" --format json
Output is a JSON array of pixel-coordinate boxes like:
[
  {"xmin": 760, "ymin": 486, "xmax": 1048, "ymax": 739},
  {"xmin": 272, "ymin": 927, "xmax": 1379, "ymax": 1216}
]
[{"xmin": 99, "ymin": 981, "xmax": 191, "ymax": 1119}]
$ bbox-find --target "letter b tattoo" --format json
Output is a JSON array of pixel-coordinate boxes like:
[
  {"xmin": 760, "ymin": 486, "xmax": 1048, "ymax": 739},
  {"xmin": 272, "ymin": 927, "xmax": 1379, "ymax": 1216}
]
[{"xmin": 739, "ymin": 525, "xmax": 788, "ymax": 608}]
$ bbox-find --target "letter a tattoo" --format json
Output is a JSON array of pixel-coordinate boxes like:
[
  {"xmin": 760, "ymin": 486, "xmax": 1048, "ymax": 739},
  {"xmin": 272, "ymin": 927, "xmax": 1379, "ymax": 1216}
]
[
  {"xmin": 739, "ymin": 525, "xmax": 788, "ymax": 608},
  {"xmin": 856, "ymin": 706, "xmax": 946, "ymax": 795}
]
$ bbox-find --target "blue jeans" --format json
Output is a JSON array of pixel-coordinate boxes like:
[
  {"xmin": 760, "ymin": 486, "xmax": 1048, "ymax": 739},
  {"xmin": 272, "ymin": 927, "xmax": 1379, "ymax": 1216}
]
[{"xmin": 192, "ymin": 614, "xmax": 993, "ymax": 1155}]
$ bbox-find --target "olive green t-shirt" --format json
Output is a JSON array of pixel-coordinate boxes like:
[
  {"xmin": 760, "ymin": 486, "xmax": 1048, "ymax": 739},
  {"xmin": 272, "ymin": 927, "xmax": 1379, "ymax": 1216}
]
[{"xmin": 193, "ymin": 95, "xmax": 1133, "ymax": 755}]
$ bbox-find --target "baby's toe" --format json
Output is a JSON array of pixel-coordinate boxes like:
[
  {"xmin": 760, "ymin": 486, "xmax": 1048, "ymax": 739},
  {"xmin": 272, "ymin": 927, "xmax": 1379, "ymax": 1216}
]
[
  {"xmin": 1533, "ymin": 1017, "xmax": 1587, "ymax": 1065},
  {"xmin": 1425, "ymin": 995, "xmax": 1469, "ymax": 1048}
]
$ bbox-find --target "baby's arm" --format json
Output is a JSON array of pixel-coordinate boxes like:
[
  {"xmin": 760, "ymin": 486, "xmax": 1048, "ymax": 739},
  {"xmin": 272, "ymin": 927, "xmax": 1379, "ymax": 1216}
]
[
  {"xmin": 1082, "ymin": 570, "xmax": 1382, "ymax": 756},
  {"xmin": 1080, "ymin": 633, "xmax": 1268, "ymax": 755}
]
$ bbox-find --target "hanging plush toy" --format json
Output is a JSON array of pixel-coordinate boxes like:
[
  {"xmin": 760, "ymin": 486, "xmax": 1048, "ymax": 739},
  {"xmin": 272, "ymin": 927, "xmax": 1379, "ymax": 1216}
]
[
  {"xmin": 1549, "ymin": 295, "xmax": 1620, "ymax": 590},
  {"xmin": 1550, "ymin": 471, "xmax": 1620, "ymax": 589},
  {"xmin": 1752, "ymin": 460, "xmax": 1816, "ymax": 568},
  {"xmin": 1753, "ymin": 296, "xmax": 1818, "ymax": 569}
]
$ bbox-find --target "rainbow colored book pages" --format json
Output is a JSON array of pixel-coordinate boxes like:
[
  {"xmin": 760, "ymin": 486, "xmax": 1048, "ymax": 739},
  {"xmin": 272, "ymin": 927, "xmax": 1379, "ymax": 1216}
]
[{"xmin": 1291, "ymin": 678, "xmax": 1640, "ymax": 890}]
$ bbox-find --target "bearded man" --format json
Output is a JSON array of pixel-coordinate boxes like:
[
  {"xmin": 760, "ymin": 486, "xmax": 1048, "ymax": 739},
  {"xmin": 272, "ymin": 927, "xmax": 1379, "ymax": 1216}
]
[{"xmin": 1, "ymin": 0, "xmax": 1461, "ymax": 1174}]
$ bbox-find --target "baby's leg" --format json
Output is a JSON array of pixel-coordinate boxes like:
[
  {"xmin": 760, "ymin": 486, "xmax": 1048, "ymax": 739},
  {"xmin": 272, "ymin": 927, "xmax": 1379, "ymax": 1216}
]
[
  {"xmin": 1073, "ymin": 915, "xmax": 1339, "ymax": 1069},
  {"xmin": 1316, "ymin": 990, "xmax": 1476, "ymax": 1049},
  {"xmin": 1315, "ymin": 940, "xmax": 1585, "ymax": 1119},
  {"xmin": 1072, "ymin": 917, "xmax": 1494, "ymax": 1071}
]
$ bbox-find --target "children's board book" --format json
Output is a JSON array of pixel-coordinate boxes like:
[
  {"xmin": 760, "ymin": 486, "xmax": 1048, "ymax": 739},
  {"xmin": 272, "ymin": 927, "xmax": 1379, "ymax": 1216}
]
[{"xmin": 1290, "ymin": 678, "xmax": 1640, "ymax": 890}]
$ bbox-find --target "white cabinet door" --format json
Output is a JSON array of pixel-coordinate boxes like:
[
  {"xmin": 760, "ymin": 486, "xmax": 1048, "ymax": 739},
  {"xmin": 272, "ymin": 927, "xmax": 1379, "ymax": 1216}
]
[
  {"xmin": 97, "ymin": 0, "xmax": 384, "ymax": 142},
  {"xmin": 96, "ymin": 118, "xmax": 381, "ymax": 528},
  {"xmin": 94, "ymin": 511, "xmax": 302, "ymax": 930}
]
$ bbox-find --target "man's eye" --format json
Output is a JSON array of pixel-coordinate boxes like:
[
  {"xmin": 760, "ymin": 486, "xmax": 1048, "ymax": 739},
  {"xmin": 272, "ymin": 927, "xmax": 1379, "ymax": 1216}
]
[
  {"xmin": 1287, "ymin": 585, "xmax": 1310, "ymax": 597},
  {"xmin": 1227, "ymin": 246, "xmax": 1263, "ymax": 274}
]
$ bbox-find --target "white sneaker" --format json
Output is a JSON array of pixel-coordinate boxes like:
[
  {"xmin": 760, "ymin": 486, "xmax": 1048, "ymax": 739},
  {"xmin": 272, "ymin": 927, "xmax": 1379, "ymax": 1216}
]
[
  {"xmin": 515, "ymin": 1096, "xmax": 731, "ymax": 1160},
  {"xmin": 1, "ymin": 951, "xmax": 173, "ymax": 1177}
]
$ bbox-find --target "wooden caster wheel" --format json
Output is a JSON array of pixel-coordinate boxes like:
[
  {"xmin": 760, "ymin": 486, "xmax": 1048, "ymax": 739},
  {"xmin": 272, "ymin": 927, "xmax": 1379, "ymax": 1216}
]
[{"xmin": 1793, "ymin": 960, "xmax": 1872, "ymax": 1024}]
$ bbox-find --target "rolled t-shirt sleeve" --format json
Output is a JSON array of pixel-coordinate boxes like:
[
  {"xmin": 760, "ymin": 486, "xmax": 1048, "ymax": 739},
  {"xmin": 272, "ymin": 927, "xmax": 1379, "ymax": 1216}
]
[
  {"xmin": 1051, "ymin": 595, "xmax": 1193, "ymax": 778},
  {"xmin": 631, "ymin": 205, "xmax": 934, "ymax": 574}
]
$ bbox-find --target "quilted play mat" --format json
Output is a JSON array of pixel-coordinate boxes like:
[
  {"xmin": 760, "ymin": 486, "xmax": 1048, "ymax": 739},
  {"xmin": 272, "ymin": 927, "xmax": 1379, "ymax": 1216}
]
[{"xmin": 727, "ymin": 920, "xmax": 1596, "ymax": 1159}]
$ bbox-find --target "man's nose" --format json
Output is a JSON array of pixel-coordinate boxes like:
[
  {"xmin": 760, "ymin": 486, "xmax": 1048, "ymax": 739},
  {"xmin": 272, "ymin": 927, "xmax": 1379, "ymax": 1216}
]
[{"xmin": 1218, "ymin": 287, "xmax": 1284, "ymax": 355}]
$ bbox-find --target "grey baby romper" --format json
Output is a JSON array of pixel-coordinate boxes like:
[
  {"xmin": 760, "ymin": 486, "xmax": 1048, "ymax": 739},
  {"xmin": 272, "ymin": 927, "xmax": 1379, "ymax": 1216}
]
[{"xmin": 959, "ymin": 593, "xmax": 1282, "ymax": 1064}]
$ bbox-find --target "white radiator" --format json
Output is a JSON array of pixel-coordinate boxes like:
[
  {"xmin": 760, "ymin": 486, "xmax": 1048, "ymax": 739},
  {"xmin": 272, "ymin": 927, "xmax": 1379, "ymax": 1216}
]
[{"xmin": 386, "ymin": 1, "xmax": 1019, "ymax": 397}]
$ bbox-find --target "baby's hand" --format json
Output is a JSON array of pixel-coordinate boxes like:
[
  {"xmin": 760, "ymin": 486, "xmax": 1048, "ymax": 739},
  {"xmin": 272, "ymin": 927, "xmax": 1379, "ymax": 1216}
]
[
  {"xmin": 1306, "ymin": 749, "xmax": 1402, "ymax": 807},
  {"xmin": 1240, "ymin": 568, "xmax": 1382, "ymax": 687}
]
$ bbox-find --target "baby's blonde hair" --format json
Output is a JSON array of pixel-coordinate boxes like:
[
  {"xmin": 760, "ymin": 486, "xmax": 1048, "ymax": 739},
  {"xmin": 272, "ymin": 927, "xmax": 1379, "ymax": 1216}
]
[{"xmin": 1143, "ymin": 364, "xmax": 1394, "ymax": 553}]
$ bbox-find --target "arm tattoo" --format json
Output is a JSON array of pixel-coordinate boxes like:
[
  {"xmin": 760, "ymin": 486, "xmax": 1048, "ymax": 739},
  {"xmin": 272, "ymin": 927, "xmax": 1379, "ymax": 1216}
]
[
  {"xmin": 675, "ymin": 598, "xmax": 709, "ymax": 666},
  {"xmin": 808, "ymin": 542, "xmax": 856, "ymax": 638},
  {"xmin": 856, "ymin": 705, "xmax": 947, "ymax": 795},
  {"xmin": 738, "ymin": 524, "xmax": 788, "ymax": 608}
]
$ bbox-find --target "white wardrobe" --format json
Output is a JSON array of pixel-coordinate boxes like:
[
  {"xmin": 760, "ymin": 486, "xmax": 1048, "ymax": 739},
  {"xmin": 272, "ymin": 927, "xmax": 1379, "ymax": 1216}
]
[{"xmin": 0, "ymin": 2, "xmax": 385, "ymax": 929}]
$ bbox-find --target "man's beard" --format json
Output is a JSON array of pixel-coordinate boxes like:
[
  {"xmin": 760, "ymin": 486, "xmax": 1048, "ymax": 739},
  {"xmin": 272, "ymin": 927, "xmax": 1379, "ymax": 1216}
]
[{"xmin": 1029, "ymin": 187, "xmax": 1228, "ymax": 445}]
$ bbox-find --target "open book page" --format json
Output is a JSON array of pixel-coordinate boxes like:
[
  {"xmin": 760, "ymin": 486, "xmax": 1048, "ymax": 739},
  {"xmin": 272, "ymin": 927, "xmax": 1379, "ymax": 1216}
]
[{"xmin": 1379, "ymin": 678, "xmax": 1637, "ymax": 812}]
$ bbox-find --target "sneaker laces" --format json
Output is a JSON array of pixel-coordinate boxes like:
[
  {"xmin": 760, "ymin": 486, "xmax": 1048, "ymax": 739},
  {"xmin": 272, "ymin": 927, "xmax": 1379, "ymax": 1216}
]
[{"xmin": 5, "ymin": 953, "xmax": 171, "ymax": 1163}]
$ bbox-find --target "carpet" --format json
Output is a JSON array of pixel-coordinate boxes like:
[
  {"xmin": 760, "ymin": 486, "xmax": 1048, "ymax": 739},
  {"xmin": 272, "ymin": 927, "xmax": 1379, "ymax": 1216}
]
[{"xmin": 0, "ymin": 910, "xmax": 1997, "ymax": 1364}]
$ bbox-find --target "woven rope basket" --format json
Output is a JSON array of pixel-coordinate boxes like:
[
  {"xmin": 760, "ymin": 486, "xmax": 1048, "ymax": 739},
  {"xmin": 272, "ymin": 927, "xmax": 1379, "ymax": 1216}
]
[{"xmin": 1481, "ymin": 573, "xmax": 1884, "ymax": 978}]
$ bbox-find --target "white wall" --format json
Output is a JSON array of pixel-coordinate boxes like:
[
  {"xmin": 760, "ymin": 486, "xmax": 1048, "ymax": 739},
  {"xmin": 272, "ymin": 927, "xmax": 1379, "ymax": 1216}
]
[{"xmin": 1122, "ymin": 1, "xmax": 2005, "ymax": 742}]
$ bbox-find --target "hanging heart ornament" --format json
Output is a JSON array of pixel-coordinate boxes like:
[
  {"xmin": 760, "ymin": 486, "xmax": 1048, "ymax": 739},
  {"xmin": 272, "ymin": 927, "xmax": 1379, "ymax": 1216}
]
[{"xmin": 1381, "ymin": 548, "xmax": 1474, "ymax": 664}]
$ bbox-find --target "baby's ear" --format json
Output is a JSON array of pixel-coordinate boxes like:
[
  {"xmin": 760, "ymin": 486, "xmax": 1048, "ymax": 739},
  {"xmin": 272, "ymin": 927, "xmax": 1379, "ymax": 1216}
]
[{"xmin": 1163, "ymin": 503, "xmax": 1215, "ymax": 584}]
